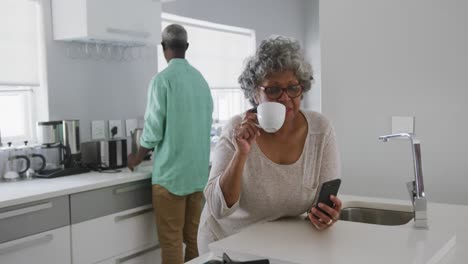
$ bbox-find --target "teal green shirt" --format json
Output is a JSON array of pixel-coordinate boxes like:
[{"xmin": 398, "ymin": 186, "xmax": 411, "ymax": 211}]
[{"xmin": 140, "ymin": 59, "xmax": 213, "ymax": 195}]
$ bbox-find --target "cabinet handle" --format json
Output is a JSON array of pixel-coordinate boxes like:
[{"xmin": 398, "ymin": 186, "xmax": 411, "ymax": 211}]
[
  {"xmin": 114, "ymin": 206, "xmax": 153, "ymax": 222},
  {"xmin": 113, "ymin": 182, "xmax": 149, "ymax": 195},
  {"xmin": 115, "ymin": 244, "xmax": 160, "ymax": 264},
  {"xmin": 0, "ymin": 234, "xmax": 53, "ymax": 255},
  {"xmin": 106, "ymin": 27, "xmax": 150, "ymax": 39},
  {"xmin": 0, "ymin": 202, "xmax": 52, "ymax": 220}
]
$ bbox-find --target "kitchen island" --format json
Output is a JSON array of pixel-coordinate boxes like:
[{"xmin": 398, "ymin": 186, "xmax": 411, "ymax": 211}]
[{"xmin": 187, "ymin": 195, "xmax": 467, "ymax": 264}]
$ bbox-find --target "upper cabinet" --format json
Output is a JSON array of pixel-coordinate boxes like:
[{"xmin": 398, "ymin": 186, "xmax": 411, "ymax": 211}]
[{"xmin": 52, "ymin": 0, "xmax": 162, "ymax": 46}]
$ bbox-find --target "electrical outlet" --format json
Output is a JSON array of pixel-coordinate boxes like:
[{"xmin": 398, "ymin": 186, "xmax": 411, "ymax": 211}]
[
  {"xmin": 91, "ymin": 120, "xmax": 106, "ymax": 140},
  {"xmin": 125, "ymin": 119, "xmax": 138, "ymax": 137},
  {"xmin": 109, "ymin": 120, "xmax": 123, "ymax": 139},
  {"xmin": 392, "ymin": 116, "xmax": 414, "ymax": 134}
]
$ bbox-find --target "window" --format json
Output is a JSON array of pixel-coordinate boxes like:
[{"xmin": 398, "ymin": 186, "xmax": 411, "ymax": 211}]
[
  {"xmin": 158, "ymin": 13, "xmax": 256, "ymax": 123},
  {"xmin": 0, "ymin": 0, "xmax": 41, "ymax": 143},
  {"xmin": 0, "ymin": 86, "xmax": 35, "ymax": 142}
]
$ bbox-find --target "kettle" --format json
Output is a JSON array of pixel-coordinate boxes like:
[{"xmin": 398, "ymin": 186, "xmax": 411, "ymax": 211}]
[
  {"xmin": 130, "ymin": 128, "xmax": 152, "ymax": 160},
  {"xmin": 131, "ymin": 128, "xmax": 143, "ymax": 155}
]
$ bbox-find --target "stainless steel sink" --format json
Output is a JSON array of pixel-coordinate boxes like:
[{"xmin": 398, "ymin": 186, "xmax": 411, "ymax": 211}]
[{"xmin": 339, "ymin": 207, "xmax": 414, "ymax": 226}]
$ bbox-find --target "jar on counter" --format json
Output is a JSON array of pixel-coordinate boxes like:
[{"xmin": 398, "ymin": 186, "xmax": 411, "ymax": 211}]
[
  {"xmin": 18, "ymin": 141, "xmax": 46, "ymax": 178},
  {"xmin": 0, "ymin": 142, "xmax": 31, "ymax": 181}
]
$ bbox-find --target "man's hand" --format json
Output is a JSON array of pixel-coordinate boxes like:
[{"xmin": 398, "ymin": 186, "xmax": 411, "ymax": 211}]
[
  {"xmin": 127, "ymin": 153, "xmax": 141, "ymax": 171},
  {"xmin": 127, "ymin": 147, "xmax": 151, "ymax": 171}
]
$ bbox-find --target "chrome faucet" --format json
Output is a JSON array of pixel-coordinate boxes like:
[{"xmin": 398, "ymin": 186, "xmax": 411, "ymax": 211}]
[{"xmin": 379, "ymin": 133, "xmax": 428, "ymax": 229}]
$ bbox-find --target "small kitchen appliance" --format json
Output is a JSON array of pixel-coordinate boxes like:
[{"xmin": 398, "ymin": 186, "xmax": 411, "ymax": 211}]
[
  {"xmin": 131, "ymin": 128, "xmax": 152, "ymax": 160},
  {"xmin": 35, "ymin": 120, "xmax": 89, "ymax": 178},
  {"xmin": 0, "ymin": 143, "xmax": 31, "ymax": 181},
  {"xmin": 81, "ymin": 139, "xmax": 128, "ymax": 170}
]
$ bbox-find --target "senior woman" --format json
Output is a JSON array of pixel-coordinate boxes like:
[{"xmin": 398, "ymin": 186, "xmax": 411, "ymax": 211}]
[{"xmin": 198, "ymin": 35, "xmax": 342, "ymax": 254}]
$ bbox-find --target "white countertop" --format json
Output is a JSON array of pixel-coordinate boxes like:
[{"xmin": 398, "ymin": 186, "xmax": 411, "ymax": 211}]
[
  {"xmin": 0, "ymin": 152, "xmax": 214, "ymax": 209},
  {"xmin": 0, "ymin": 163, "xmax": 153, "ymax": 209},
  {"xmin": 187, "ymin": 195, "xmax": 468, "ymax": 264}
]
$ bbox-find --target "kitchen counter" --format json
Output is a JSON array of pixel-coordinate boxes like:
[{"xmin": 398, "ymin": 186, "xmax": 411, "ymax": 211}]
[
  {"xmin": 0, "ymin": 162, "xmax": 153, "ymax": 209},
  {"xmin": 187, "ymin": 195, "xmax": 468, "ymax": 264}
]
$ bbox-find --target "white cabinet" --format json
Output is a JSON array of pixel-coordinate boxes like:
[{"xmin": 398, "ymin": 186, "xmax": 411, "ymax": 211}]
[
  {"xmin": 97, "ymin": 245, "xmax": 162, "ymax": 264},
  {"xmin": 0, "ymin": 226, "xmax": 71, "ymax": 264},
  {"xmin": 0, "ymin": 196, "xmax": 71, "ymax": 264},
  {"xmin": 0, "ymin": 180, "xmax": 157, "ymax": 264},
  {"xmin": 72, "ymin": 204, "xmax": 158, "ymax": 264},
  {"xmin": 52, "ymin": 0, "xmax": 162, "ymax": 45},
  {"xmin": 70, "ymin": 180, "xmax": 157, "ymax": 264}
]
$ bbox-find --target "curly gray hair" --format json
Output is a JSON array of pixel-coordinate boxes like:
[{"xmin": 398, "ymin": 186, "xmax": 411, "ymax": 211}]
[{"xmin": 238, "ymin": 35, "xmax": 313, "ymax": 107}]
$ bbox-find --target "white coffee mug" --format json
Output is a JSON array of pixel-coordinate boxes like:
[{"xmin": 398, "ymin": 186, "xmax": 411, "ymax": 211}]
[{"xmin": 257, "ymin": 102, "xmax": 286, "ymax": 133}]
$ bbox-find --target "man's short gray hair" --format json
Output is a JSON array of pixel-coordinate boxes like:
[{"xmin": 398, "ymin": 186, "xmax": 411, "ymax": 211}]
[
  {"xmin": 238, "ymin": 35, "xmax": 313, "ymax": 107},
  {"xmin": 162, "ymin": 24, "xmax": 188, "ymax": 44}
]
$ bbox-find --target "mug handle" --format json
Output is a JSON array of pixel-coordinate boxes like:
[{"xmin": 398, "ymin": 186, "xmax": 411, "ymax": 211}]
[
  {"xmin": 14, "ymin": 155, "xmax": 31, "ymax": 174},
  {"xmin": 32, "ymin": 153, "xmax": 46, "ymax": 172}
]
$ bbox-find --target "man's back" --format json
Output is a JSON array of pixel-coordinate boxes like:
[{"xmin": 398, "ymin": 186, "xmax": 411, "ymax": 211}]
[{"xmin": 140, "ymin": 58, "xmax": 213, "ymax": 196}]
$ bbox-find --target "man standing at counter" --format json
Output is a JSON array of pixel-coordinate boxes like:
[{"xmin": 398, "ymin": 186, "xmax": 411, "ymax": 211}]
[{"xmin": 128, "ymin": 24, "xmax": 213, "ymax": 264}]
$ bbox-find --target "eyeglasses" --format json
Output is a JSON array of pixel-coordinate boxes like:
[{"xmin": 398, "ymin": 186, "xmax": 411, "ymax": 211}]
[{"xmin": 258, "ymin": 84, "xmax": 303, "ymax": 100}]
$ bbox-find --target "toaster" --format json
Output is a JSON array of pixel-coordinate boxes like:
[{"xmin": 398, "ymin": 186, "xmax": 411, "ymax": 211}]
[{"xmin": 81, "ymin": 139, "xmax": 127, "ymax": 170}]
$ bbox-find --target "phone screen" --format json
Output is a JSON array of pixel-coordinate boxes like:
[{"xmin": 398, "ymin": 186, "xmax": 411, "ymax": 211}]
[{"xmin": 312, "ymin": 178, "xmax": 341, "ymax": 216}]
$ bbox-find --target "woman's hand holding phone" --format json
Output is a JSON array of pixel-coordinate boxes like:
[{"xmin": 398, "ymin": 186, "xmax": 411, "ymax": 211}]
[
  {"xmin": 308, "ymin": 195, "xmax": 342, "ymax": 230},
  {"xmin": 307, "ymin": 178, "xmax": 342, "ymax": 230}
]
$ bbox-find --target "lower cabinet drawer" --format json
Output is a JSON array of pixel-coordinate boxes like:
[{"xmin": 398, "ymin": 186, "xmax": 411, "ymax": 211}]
[
  {"xmin": 70, "ymin": 179, "xmax": 152, "ymax": 224},
  {"xmin": 71, "ymin": 204, "xmax": 158, "ymax": 264},
  {"xmin": 97, "ymin": 245, "xmax": 161, "ymax": 264},
  {"xmin": 0, "ymin": 226, "xmax": 71, "ymax": 264},
  {"xmin": 0, "ymin": 195, "xmax": 70, "ymax": 243}
]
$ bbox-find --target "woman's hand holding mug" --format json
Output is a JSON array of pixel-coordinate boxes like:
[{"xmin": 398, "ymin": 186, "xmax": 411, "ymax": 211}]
[
  {"xmin": 234, "ymin": 102, "xmax": 286, "ymax": 156},
  {"xmin": 235, "ymin": 110, "xmax": 260, "ymax": 156}
]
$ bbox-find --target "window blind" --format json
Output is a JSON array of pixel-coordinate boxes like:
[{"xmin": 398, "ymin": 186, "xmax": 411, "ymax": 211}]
[
  {"xmin": 0, "ymin": 0, "xmax": 39, "ymax": 86},
  {"xmin": 158, "ymin": 13, "xmax": 256, "ymax": 89}
]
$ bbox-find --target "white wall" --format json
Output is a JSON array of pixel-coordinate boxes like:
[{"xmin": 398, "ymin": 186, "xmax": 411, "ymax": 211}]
[
  {"xmin": 162, "ymin": 0, "xmax": 306, "ymax": 47},
  {"xmin": 303, "ymin": 0, "xmax": 321, "ymax": 111},
  {"xmin": 39, "ymin": 0, "xmax": 156, "ymax": 141},
  {"xmin": 319, "ymin": 0, "xmax": 468, "ymax": 205}
]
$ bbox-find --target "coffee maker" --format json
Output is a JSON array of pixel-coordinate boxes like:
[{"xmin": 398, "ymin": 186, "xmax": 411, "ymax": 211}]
[{"xmin": 35, "ymin": 120, "xmax": 89, "ymax": 178}]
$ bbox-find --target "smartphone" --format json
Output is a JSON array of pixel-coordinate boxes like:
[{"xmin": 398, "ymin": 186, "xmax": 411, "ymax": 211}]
[{"xmin": 311, "ymin": 178, "xmax": 341, "ymax": 217}]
